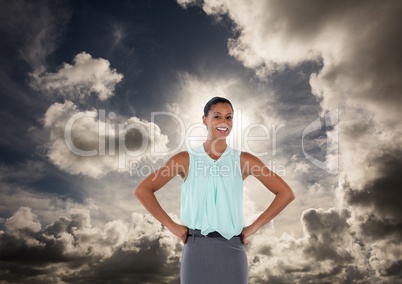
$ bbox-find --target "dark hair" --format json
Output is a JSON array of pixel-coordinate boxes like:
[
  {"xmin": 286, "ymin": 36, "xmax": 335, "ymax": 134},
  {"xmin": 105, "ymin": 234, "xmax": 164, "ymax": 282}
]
[{"xmin": 203, "ymin": 97, "xmax": 234, "ymax": 117}]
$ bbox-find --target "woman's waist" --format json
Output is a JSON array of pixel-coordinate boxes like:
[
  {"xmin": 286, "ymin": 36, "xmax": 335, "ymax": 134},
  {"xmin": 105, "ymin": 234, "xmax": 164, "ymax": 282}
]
[{"xmin": 187, "ymin": 229, "xmax": 241, "ymax": 238}]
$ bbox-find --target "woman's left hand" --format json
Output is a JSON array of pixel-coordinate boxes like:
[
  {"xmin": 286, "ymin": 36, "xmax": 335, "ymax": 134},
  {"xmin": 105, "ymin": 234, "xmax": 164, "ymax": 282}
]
[{"xmin": 241, "ymin": 224, "xmax": 259, "ymax": 245}]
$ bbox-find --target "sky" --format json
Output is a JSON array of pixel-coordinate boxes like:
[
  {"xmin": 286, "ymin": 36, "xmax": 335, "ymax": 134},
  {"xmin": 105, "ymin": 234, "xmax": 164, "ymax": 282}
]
[{"xmin": 0, "ymin": 0, "xmax": 402, "ymax": 283}]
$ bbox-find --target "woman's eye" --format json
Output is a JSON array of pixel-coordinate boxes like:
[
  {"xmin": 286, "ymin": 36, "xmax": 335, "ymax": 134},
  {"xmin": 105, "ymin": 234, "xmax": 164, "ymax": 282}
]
[
  {"xmin": 214, "ymin": 116, "xmax": 220, "ymax": 119},
  {"xmin": 227, "ymin": 116, "xmax": 232, "ymax": 120}
]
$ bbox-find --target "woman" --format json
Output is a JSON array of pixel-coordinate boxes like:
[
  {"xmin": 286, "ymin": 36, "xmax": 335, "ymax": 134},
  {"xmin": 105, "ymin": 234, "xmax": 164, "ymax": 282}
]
[{"xmin": 134, "ymin": 97, "xmax": 295, "ymax": 284}]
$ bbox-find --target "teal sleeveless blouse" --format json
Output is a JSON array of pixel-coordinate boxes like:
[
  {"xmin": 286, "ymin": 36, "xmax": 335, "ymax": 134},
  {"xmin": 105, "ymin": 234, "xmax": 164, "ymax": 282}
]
[{"xmin": 180, "ymin": 143, "xmax": 245, "ymax": 240}]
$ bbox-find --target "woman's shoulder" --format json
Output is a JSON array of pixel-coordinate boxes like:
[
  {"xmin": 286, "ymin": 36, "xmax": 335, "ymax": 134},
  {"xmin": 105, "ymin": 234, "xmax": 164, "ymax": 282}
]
[
  {"xmin": 240, "ymin": 151, "xmax": 254, "ymax": 159},
  {"xmin": 170, "ymin": 150, "xmax": 189, "ymax": 162},
  {"xmin": 164, "ymin": 151, "xmax": 189, "ymax": 176},
  {"xmin": 240, "ymin": 151, "xmax": 262, "ymax": 164}
]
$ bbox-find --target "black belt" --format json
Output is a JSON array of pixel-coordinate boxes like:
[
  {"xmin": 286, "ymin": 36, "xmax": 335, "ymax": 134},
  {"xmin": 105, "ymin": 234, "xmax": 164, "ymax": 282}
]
[{"xmin": 205, "ymin": 231, "xmax": 225, "ymax": 238}]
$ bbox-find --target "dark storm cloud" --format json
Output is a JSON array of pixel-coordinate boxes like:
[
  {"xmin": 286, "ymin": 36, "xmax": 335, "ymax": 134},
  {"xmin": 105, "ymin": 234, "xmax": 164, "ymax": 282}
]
[
  {"xmin": 292, "ymin": 181, "xmax": 402, "ymax": 282},
  {"xmin": 243, "ymin": 207, "xmax": 377, "ymax": 283},
  {"xmin": 345, "ymin": 151, "xmax": 402, "ymax": 218},
  {"xmin": 344, "ymin": 150, "xmax": 402, "ymax": 240},
  {"xmin": 302, "ymin": 208, "xmax": 352, "ymax": 263},
  {"xmin": 72, "ymin": 241, "xmax": 180, "ymax": 283},
  {"xmin": 333, "ymin": 150, "xmax": 402, "ymax": 280},
  {"xmin": 0, "ymin": 0, "xmax": 71, "ymax": 161},
  {"xmin": 242, "ymin": 205, "xmax": 397, "ymax": 284},
  {"xmin": 0, "ymin": 207, "xmax": 182, "ymax": 283},
  {"xmin": 0, "ymin": 0, "xmax": 70, "ymax": 69}
]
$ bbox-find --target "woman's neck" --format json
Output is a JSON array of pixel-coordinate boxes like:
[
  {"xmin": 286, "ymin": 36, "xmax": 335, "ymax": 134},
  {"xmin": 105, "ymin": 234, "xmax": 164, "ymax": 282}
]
[{"xmin": 203, "ymin": 140, "xmax": 227, "ymax": 156}]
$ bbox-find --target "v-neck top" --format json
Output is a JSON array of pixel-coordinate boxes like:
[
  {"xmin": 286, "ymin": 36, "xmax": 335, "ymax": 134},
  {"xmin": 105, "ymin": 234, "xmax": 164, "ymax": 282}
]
[{"xmin": 180, "ymin": 143, "xmax": 245, "ymax": 240}]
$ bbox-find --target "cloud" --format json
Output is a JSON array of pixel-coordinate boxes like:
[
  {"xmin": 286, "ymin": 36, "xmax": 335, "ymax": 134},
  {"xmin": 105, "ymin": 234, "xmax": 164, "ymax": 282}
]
[
  {"xmin": 241, "ymin": 207, "xmax": 375, "ymax": 283},
  {"xmin": 244, "ymin": 206, "xmax": 401, "ymax": 283},
  {"xmin": 294, "ymin": 161, "xmax": 310, "ymax": 174},
  {"xmin": 0, "ymin": 207, "xmax": 183, "ymax": 283},
  {"xmin": 0, "ymin": 0, "xmax": 71, "ymax": 68},
  {"xmin": 176, "ymin": 0, "xmax": 198, "ymax": 8},
  {"xmin": 30, "ymin": 52, "xmax": 124, "ymax": 101},
  {"xmin": 0, "ymin": 0, "xmax": 71, "ymax": 158},
  {"xmin": 41, "ymin": 100, "xmax": 169, "ymax": 178},
  {"xmin": 5, "ymin": 207, "xmax": 41, "ymax": 233},
  {"xmin": 301, "ymin": 208, "xmax": 352, "ymax": 262},
  {"xmin": 28, "ymin": 51, "xmax": 168, "ymax": 178},
  {"xmin": 344, "ymin": 150, "xmax": 402, "ymax": 223},
  {"xmin": 2, "ymin": 200, "xmax": 399, "ymax": 282},
  {"xmin": 175, "ymin": 1, "xmax": 402, "ymax": 282},
  {"xmin": 184, "ymin": 0, "xmax": 402, "ymax": 122},
  {"xmin": 1, "ymin": 0, "xmax": 401, "ymax": 282},
  {"xmin": 340, "ymin": 150, "xmax": 402, "ymax": 278},
  {"xmin": 165, "ymin": 72, "xmax": 283, "ymax": 153},
  {"xmin": 177, "ymin": 0, "xmax": 402, "ymax": 133}
]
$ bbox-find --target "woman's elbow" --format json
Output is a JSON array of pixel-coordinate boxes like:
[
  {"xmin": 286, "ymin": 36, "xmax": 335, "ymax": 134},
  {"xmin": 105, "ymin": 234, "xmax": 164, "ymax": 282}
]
[
  {"xmin": 134, "ymin": 185, "xmax": 146, "ymax": 197},
  {"xmin": 134, "ymin": 184, "xmax": 154, "ymax": 197},
  {"xmin": 287, "ymin": 190, "xmax": 296, "ymax": 203},
  {"xmin": 279, "ymin": 187, "xmax": 295, "ymax": 204}
]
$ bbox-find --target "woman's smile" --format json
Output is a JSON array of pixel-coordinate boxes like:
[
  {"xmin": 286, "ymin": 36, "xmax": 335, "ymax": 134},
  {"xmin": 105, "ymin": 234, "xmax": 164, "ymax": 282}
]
[{"xmin": 216, "ymin": 126, "xmax": 229, "ymax": 134}]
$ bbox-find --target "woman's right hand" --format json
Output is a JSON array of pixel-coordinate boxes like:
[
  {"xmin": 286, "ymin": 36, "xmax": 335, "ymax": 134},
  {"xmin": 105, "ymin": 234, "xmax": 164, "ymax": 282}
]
[{"xmin": 168, "ymin": 223, "xmax": 189, "ymax": 244}]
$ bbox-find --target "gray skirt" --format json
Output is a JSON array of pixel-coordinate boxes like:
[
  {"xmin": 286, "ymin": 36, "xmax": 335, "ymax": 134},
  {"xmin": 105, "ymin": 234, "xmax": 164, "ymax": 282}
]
[{"xmin": 180, "ymin": 229, "xmax": 248, "ymax": 284}]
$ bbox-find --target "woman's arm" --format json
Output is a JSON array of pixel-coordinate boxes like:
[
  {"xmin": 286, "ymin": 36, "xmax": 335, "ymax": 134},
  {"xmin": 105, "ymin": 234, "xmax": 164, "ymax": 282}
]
[
  {"xmin": 240, "ymin": 152, "xmax": 295, "ymax": 244},
  {"xmin": 134, "ymin": 151, "xmax": 189, "ymax": 243}
]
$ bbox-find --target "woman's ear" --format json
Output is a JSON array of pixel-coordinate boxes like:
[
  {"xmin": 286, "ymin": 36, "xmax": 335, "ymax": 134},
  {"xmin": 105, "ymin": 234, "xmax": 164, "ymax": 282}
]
[{"xmin": 202, "ymin": 115, "xmax": 207, "ymax": 127}]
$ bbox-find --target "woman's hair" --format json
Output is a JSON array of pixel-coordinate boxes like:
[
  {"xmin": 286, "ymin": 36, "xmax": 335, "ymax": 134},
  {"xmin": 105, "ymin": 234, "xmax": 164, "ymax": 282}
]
[{"xmin": 203, "ymin": 97, "xmax": 234, "ymax": 117}]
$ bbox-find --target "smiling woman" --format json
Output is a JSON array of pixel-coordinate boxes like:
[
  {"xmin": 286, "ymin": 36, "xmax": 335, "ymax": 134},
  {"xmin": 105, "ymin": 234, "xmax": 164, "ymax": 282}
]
[
  {"xmin": 202, "ymin": 97, "xmax": 234, "ymax": 150},
  {"xmin": 134, "ymin": 96, "xmax": 295, "ymax": 284}
]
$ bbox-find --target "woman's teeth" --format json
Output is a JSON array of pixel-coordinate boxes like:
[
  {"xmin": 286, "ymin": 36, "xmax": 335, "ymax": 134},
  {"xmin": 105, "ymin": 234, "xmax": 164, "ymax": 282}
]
[{"xmin": 216, "ymin": 127, "xmax": 228, "ymax": 133}]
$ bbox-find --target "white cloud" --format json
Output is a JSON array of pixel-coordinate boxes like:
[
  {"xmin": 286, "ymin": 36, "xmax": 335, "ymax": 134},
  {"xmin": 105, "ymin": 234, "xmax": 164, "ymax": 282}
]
[
  {"xmin": 4, "ymin": 207, "xmax": 43, "ymax": 248},
  {"xmin": 31, "ymin": 52, "xmax": 124, "ymax": 101},
  {"xmin": 5, "ymin": 207, "xmax": 41, "ymax": 233},
  {"xmin": 30, "ymin": 52, "xmax": 166, "ymax": 178},
  {"xmin": 294, "ymin": 161, "xmax": 310, "ymax": 173},
  {"xmin": 176, "ymin": 0, "xmax": 197, "ymax": 8},
  {"xmin": 42, "ymin": 100, "xmax": 169, "ymax": 178}
]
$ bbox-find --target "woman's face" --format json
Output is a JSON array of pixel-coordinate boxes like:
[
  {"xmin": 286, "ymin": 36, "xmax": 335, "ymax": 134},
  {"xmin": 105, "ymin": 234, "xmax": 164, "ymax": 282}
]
[{"xmin": 202, "ymin": 102, "xmax": 233, "ymax": 139}]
